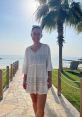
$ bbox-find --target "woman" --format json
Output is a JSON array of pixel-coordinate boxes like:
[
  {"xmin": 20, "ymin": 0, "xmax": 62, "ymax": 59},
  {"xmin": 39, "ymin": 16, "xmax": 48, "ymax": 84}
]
[{"xmin": 22, "ymin": 25, "xmax": 53, "ymax": 117}]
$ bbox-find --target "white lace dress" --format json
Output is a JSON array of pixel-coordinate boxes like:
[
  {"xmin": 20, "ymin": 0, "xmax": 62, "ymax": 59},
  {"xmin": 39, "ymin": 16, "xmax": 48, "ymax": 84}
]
[{"xmin": 22, "ymin": 43, "xmax": 53, "ymax": 94}]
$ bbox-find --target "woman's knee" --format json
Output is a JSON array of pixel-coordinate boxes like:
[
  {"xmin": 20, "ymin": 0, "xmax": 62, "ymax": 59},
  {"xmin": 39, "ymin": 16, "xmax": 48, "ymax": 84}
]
[
  {"xmin": 36, "ymin": 94, "xmax": 47, "ymax": 114},
  {"xmin": 37, "ymin": 94, "xmax": 47, "ymax": 107},
  {"xmin": 36, "ymin": 109, "xmax": 44, "ymax": 117}
]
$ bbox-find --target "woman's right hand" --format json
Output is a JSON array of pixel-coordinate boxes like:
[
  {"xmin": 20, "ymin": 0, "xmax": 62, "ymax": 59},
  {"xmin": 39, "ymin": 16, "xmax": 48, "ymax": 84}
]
[
  {"xmin": 23, "ymin": 81, "xmax": 27, "ymax": 89},
  {"xmin": 23, "ymin": 74, "xmax": 27, "ymax": 89}
]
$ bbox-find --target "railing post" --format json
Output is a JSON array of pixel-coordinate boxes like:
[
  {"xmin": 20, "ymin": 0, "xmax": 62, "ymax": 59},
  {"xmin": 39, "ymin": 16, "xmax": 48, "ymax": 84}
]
[
  {"xmin": 17, "ymin": 61, "xmax": 19, "ymax": 69},
  {"xmin": 17, "ymin": 60, "xmax": 19, "ymax": 70},
  {"xmin": 16, "ymin": 61, "xmax": 18, "ymax": 71},
  {"xmin": 10, "ymin": 64, "xmax": 13, "ymax": 81},
  {"xmin": 15, "ymin": 61, "xmax": 17, "ymax": 72},
  {"xmin": 0, "ymin": 69, "xmax": 3, "ymax": 100},
  {"xmin": 15, "ymin": 62, "xmax": 16, "ymax": 73},
  {"xmin": 12, "ymin": 63, "xmax": 14, "ymax": 76},
  {"xmin": 80, "ymin": 78, "xmax": 82, "ymax": 117},
  {"xmin": 57, "ymin": 69, "xmax": 61, "ymax": 96},
  {"xmin": 6, "ymin": 66, "xmax": 9, "ymax": 88},
  {"xmin": 13, "ymin": 62, "xmax": 15, "ymax": 76},
  {"xmin": 13, "ymin": 63, "xmax": 15, "ymax": 76},
  {"xmin": 15, "ymin": 61, "xmax": 17, "ymax": 73}
]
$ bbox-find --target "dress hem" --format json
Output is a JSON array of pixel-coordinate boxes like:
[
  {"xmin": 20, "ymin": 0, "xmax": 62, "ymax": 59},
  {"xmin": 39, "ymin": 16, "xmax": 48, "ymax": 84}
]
[{"xmin": 25, "ymin": 90, "xmax": 48, "ymax": 94}]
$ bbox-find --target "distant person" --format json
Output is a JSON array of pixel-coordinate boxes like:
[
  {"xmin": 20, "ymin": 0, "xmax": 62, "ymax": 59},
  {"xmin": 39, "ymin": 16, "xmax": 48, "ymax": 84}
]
[{"xmin": 22, "ymin": 25, "xmax": 53, "ymax": 117}]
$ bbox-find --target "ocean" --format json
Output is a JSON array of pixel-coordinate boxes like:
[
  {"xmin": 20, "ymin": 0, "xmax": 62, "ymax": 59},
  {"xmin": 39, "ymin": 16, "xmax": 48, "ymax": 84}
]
[{"xmin": 0, "ymin": 55, "xmax": 82, "ymax": 69}]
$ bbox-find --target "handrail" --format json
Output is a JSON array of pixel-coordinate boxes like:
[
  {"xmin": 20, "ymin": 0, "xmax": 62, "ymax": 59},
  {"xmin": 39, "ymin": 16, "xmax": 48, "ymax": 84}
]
[
  {"xmin": 61, "ymin": 76, "xmax": 80, "ymax": 90},
  {"xmin": 0, "ymin": 60, "xmax": 19, "ymax": 100},
  {"xmin": 61, "ymin": 73, "xmax": 80, "ymax": 83}
]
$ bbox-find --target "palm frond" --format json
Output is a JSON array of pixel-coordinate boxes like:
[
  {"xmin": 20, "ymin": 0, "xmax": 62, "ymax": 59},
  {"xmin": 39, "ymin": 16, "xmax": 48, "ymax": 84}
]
[
  {"xmin": 35, "ymin": 4, "xmax": 49, "ymax": 22},
  {"xmin": 77, "ymin": 22, "xmax": 82, "ymax": 33},
  {"xmin": 41, "ymin": 10, "xmax": 58, "ymax": 32},
  {"xmin": 48, "ymin": 0, "xmax": 61, "ymax": 9},
  {"xmin": 71, "ymin": 2, "xmax": 82, "ymax": 16},
  {"xmin": 70, "ymin": 2, "xmax": 82, "ymax": 20},
  {"xmin": 65, "ymin": 2, "xmax": 82, "ymax": 28},
  {"xmin": 61, "ymin": 0, "xmax": 69, "ymax": 9},
  {"xmin": 58, "ymin": 7, "xmax": 68, "ymax": 22},
  {"xmin": 35, "ymin": 0, "xmax": 82, "ymax": 33},
  {"xmin": 36, "ymin": 0, "xmax": 47, "ymax": 4}
]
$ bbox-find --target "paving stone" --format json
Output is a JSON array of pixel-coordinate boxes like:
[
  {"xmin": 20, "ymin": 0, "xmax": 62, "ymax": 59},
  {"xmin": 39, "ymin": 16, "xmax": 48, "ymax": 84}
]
[
  {"xmin": 0, "ymin": 104, "xmax": 16, "ymax": 116},
  {"xmin": 0, "ymin": 66, "xmax": 80, "ymax": 117}
]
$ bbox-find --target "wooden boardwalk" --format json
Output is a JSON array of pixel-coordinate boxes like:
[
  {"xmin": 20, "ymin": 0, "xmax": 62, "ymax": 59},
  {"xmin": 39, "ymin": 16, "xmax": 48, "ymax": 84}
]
[{"xmin": 0, "ymin": 66, "xmax": 80, "ymax": 117}]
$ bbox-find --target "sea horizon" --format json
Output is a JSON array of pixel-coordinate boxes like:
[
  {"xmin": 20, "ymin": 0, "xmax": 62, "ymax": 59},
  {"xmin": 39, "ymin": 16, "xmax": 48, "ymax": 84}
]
[{"xmin": 0, "ymin": 54, "xmax": 82, "ymax": 69}]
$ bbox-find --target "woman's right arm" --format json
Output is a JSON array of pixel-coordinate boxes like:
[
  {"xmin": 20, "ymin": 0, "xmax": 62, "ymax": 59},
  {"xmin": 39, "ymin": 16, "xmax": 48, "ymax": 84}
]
[
  {"xmin": 22, "ymin": 48, "xmax": 28, "ymax": 89},
  {"xmin": 23, "ymin": 74, "xmax": 27, "ymax": 89},
  {"xmin": 23, "ymin": 74, "xmax": 27, "ymax": 83}
]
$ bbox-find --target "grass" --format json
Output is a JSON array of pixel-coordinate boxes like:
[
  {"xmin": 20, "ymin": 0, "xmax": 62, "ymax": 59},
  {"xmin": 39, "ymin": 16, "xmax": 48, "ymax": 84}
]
[
  {"xmin": 2, "ymin": 68, "xmax": 11, "ymax": 89},
  {"xmin": 52, "ymin": 68, "xmax": 82, "ymax": 111}
]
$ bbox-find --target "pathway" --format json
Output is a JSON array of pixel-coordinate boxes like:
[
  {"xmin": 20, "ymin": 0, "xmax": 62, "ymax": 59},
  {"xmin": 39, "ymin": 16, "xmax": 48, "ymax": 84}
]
[{"xmin": 0, "ymin": 66, "xmax": 80, "ymax": 117}]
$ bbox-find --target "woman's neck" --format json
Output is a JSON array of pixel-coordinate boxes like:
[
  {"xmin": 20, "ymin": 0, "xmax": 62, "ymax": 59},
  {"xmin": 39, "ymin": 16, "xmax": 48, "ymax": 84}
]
[{"xmin": 33, "ymin": 42, "xmax": 41, "ymax": 47}]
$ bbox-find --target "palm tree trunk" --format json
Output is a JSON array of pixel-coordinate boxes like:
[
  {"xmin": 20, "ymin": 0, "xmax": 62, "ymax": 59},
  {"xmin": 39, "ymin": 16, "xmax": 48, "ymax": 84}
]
[
  {"xmin": 57, "ymin": 20, "xmax": 64, "ymax": 96},
  {"xmin": 58, "ymin": 43, "xmax": 62, "ymax": 96}
]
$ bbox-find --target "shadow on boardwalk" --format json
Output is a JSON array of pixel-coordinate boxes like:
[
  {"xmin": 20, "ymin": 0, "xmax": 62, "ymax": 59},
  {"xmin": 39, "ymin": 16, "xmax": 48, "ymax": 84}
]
[{"xmin": 0, "ymin": 66, "xmax": 80, "ymax": 117}]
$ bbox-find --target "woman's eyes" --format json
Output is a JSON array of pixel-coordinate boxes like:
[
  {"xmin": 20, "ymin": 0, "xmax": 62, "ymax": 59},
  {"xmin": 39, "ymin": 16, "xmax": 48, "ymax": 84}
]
[{"xmin": 33, "ymin": 33, "xmax": 41, "ymax": 36}]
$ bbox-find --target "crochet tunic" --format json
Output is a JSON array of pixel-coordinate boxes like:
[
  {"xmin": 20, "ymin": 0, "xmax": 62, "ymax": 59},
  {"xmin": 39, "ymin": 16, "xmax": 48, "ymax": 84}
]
[{"xmin": 22, "ymin": 43, "xmax": 53, "ymax": 94}]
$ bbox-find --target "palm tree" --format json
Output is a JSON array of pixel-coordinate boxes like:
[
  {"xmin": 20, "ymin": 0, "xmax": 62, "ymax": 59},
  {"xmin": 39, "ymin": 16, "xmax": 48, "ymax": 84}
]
[{"xmin": 35, "ymin": 0, "xmax": 82, "ymax": 96}]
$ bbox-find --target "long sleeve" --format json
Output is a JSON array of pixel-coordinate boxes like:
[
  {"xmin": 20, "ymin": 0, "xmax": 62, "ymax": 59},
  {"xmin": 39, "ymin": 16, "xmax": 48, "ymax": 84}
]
[
  {"xmin": 46, "ymin": 45, "xmax": 53, "ymax": 71},
  {"xmin": 22, "ymin": 48, "xmax": 28, "ymax": 74}
]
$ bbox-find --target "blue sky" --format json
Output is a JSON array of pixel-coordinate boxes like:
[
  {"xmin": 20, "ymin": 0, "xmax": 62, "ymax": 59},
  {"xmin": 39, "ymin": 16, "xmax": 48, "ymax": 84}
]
[{"xmin": 0, "ymin": 0, "xmax": 82, "ymax": 60}]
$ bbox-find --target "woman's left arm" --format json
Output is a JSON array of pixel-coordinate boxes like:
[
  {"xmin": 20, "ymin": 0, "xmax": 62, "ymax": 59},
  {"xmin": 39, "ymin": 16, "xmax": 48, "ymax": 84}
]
[
  {"xmin": 46, "ymin": 45, "xmax": 53, "ymax": 88},
  {"xmin": 47, "ymin": 71, "xmax": 52, "ymax": 88},
  {"xmin": 22, "ymin": 48, "xmax": 28, "ymax": 89}
]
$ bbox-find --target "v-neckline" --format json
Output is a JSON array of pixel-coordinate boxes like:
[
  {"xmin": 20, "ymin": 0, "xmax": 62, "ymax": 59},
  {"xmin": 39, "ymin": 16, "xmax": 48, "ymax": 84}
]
[{"xmin": 30, "ymin": 43, "xmax": 43, "ymax": 53}]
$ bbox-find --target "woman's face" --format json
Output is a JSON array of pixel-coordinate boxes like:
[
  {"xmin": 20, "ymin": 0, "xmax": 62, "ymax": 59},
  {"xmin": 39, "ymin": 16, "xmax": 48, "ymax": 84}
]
[{"xmin": 31, "ymin": 28, "xmax": 42, "ymax": 43}]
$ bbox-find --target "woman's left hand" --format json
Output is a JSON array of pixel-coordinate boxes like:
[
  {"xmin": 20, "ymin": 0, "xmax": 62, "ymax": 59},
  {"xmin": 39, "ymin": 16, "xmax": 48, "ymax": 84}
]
[{"xmin": 47, "ymin": 79, "xmax": 52, "ymax": 89}]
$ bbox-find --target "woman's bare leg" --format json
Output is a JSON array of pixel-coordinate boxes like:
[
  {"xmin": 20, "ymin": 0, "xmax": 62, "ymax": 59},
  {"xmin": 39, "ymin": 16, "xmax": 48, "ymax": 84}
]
[
  {"xmin": 30, "ymin": 93, "xmax": 37, "ymax": 115},
  {"xmin": 36, "ymin": 94, "xmax": 47, "ymax": 117}
]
